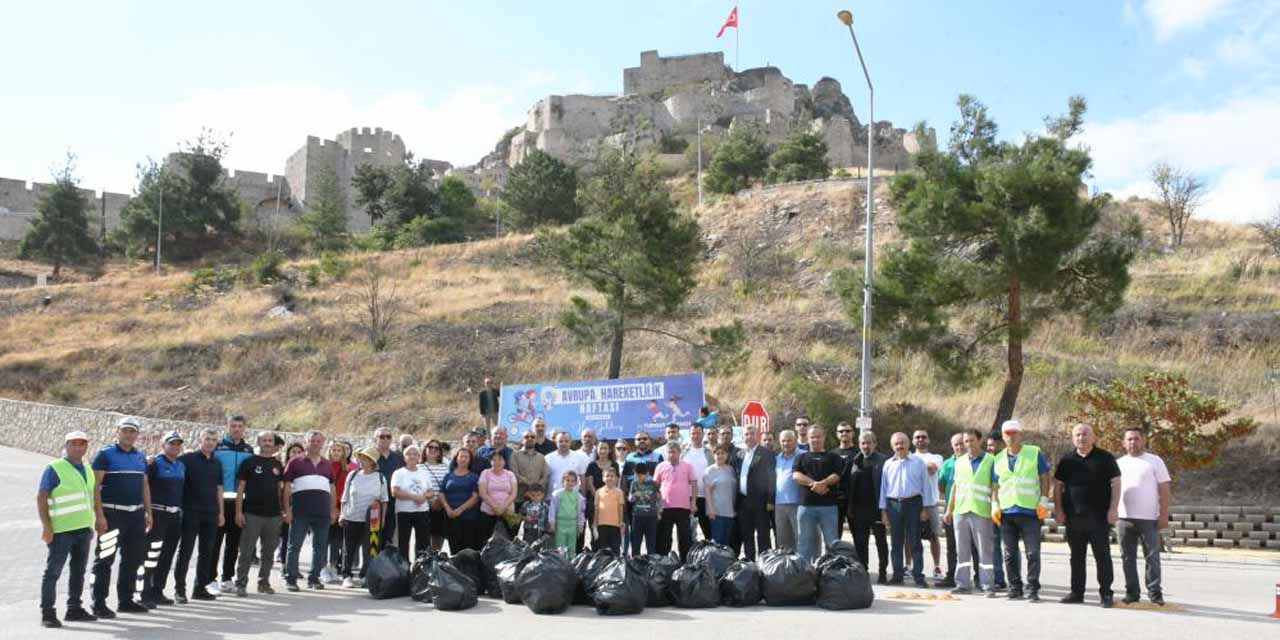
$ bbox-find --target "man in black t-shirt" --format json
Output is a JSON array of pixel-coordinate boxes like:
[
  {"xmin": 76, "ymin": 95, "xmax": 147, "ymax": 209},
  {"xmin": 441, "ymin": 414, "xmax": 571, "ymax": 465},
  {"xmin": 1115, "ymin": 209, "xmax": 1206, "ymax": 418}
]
[
  {"xmin": 792, "ymin": 426, "xmax": 844, "ymax": 560},
  {"xmin": 831, "ymin": 421, "xmax": 859, "ymax": 538},
  {"xmin": 1052, "ymin": 423, "xmax": 1121, "ymax": 607},
  {"xmin": 233, "ymin": 432, "xmax": 285, "ymax": 596}
]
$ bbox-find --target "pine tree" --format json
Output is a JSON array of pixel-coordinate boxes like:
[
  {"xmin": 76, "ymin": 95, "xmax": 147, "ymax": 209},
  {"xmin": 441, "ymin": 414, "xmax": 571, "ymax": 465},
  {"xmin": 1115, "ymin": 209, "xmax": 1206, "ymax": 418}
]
[
  {"xmin": 19, "ymin": 155, "xmax": 98, "ymax": 279},
  {"xmin": 501, "ymin": 149, "xmax": 580, "ymax": 228},
  {"xmin": 298, "ymin": 166, "xmax": 347, "ymax": 253},
  {"xmin": 704, "ymin": 125, "xmax": 769, "ymax": 194},
  {"xmin": 767, "ymin": 130, "xmax": 830, "ymax": 184},
  {"xmin": 839, "ymin": 95, "xmax": 1140, "ymax": 432}
]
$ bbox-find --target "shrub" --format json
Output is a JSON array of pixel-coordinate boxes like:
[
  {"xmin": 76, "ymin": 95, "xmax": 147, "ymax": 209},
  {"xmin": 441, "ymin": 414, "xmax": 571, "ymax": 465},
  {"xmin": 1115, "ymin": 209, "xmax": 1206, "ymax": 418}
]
[
  {"xmin": 187, "ymin": 266, "xmax": 238, "ymax": 293},
  {"xmin": 766, "ymin": 130, "xmax": 830, "ymax": 185},
  {"xmin": 393, "ymin": 215, "xmax": 465, "ymax": 248},
  {"xmin": 319, "ymin": 252, "xmax": 352, "ymax": 281},
  {"xmin": 250, "ymin": 250, "xmax": 286, "ymax": 285},
  {"xmin": 704, "ymin": 126, "xmax": 769, "ymax": 194}
]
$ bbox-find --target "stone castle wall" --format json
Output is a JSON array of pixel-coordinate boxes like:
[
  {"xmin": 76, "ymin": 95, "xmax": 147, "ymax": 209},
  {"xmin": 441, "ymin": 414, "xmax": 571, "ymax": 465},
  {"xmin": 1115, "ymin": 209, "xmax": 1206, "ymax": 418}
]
[
  {"xmin": 0, "ymin": 178, "xmax": 131, "ymax": 242},
  {"xmin": 623, "ymin": 50, "xmax": 729, "ymax": 95}
]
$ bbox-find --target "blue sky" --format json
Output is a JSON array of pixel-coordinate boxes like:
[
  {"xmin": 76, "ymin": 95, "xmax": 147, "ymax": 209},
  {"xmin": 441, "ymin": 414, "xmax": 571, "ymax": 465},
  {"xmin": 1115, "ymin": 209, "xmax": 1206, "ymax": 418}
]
[{"xmin": 1, "ymin": 0, "xmax": 1276, "ymax": 221}]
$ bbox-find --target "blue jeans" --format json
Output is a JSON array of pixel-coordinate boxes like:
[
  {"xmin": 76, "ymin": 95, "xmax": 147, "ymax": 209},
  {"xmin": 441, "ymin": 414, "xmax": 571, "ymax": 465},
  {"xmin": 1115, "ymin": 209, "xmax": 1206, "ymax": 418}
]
[
  {"xmin": 710, "ymin": 516, "xmax": 736, "ymax": 546},
  {"xmin": 42, "ymin": 528, "xmax": 92, "ymax": 611},
  {"xmin": 287, "ymin": 515, "xmax": 330, "ymax": 584},
  {"xmin": 796, "ymin": 506, "xmax": 838, "ymax": 560},
  {"xmin": 885, "ymin": 496, "xmax": 924, "ymax": 582}
]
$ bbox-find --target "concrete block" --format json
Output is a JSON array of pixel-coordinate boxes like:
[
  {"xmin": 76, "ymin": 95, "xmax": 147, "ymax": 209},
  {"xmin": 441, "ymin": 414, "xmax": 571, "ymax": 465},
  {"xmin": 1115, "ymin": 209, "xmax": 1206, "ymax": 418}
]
[
  {"xmin": 1261, "ymin": 523, "xmax": 1280, "ymax": 533},
  {"xmin": 1184, "ymin": 521, "xmax": 1207, "ymax": 529},
  {"xmin": 1184, "ymin": 538, "xmax": 1209, "ymax": 547},
  {"xmin": 1195, "ymin": 530, "xmax": 1219, "ymax": 539},
  {"xmin": 1238, "ymin": 539, "xmax": 1263, "ymax": 549},
  {"xmin": 1209, "ymin": 538, "xmax": 1236, "ymax": 547},
  {"xmin": 1218, "ymin": 506, "xmax": 1244, "ymax": 515},
  {"xmin": 1246, "ymin": 531, "xmax": 1271, "ymax": 541},
  {"xmin": 1230, "ymin": 522, "xmax": 1256, "ymax": 531},
  {"xmin": 1169, "ymin": 512, "xmax": 1192, "ymax": 521},
  {"xmin": 1207, "ymin": 522, "xmax": 1231, "ymax": 531},
  {"xmin": 1243, "ymin": 514, "xmax": 1267, "ymax": 524},
  {"xmin": 1194, "ymin": 514, "xmax": 1217, "ymax": 523},
  {"xmin": 1044, "ymin": 533, "xmax": 1065, "ymax": 543},
  {"xmin": 1216, "ymin": 513, "xmax": 1241, "ymax": 523},
  {"xmin": 1241, "ymin": 506, "xmax": 1267, "ymax": 515},
  {"xmin": 1219, "ymin": 530, "xmax": 1246, "ymax": 540},
  {"xmin": 1172, "ymin": 530, "xmax": 1197, "ymax": 538}
]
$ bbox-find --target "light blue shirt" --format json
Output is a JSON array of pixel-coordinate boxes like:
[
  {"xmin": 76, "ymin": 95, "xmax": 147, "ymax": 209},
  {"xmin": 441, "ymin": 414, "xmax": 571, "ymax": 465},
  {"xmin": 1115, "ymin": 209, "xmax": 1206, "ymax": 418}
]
[
  {"xmin": 879, "ymin": 454, "xmax": 936, "ymax": 510},
  {"xmin": 774, "ymin": 451, "xmax": 800, "ymax": 505}
]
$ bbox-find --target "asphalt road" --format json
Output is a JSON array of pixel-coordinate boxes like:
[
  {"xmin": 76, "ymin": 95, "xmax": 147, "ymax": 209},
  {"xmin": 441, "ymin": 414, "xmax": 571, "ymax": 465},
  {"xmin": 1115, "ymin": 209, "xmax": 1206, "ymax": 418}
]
[{"xmin": 3, "ymin": 446, "xmax": 1277, "ymax": 639}]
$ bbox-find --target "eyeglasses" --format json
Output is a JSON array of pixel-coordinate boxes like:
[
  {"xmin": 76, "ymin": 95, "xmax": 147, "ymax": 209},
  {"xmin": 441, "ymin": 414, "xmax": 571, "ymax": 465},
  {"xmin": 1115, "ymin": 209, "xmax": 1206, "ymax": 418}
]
[{"xmin": 378, "ymin": 435, "xmax": 392, "ymax": 440}]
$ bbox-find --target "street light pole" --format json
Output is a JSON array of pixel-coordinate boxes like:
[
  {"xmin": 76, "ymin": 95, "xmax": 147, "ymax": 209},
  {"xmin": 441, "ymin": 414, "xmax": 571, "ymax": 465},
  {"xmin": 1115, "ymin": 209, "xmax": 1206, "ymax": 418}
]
[
  {"xmin": 838, "ymin": 9, "xmax": 875, "ymax": 418},
  {"xmin": 156, "ymin": 172, "xmax": 164, "ymax": 274}
]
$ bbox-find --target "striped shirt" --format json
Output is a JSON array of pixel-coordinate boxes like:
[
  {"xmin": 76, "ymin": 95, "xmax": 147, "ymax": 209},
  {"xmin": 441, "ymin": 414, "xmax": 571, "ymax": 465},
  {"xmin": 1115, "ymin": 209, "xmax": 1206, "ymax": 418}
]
[{"xmin": 283, "ymin": 456, "xmax": 334, "ymax": 518}]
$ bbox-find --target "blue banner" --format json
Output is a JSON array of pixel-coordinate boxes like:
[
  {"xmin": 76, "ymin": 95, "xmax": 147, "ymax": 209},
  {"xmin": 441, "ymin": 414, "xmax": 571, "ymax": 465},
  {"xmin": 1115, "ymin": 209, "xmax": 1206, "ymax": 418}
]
[{"xmin": 500, "ymin": 373, "xmax": 705, "ymax": 440}]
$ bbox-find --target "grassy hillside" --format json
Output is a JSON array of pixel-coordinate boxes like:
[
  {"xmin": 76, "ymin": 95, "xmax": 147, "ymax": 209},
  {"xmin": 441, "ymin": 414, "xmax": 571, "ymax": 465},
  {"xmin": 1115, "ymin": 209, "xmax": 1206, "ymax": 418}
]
[{"xmin": 1, "ymin": 178, "xmax": 1276, "ymax": 502}]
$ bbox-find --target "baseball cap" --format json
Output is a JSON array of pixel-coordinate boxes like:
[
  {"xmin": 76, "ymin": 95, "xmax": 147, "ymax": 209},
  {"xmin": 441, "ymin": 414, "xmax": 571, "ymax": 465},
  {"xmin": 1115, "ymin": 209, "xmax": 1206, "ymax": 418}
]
[
  {"xmin": 117, "ymin": 416, "xmax": 141, "ymax": 431},
  {"xmin": 64, "ymin": 431, "xmax": 89, "ymax": 443},
  {"xmin": 1000, "ymin": 420, "xmax": 1022, "ymax": 433},
  {"xmin": 163, "ymin": 430, "xmax": 184, "ymax": 444}
]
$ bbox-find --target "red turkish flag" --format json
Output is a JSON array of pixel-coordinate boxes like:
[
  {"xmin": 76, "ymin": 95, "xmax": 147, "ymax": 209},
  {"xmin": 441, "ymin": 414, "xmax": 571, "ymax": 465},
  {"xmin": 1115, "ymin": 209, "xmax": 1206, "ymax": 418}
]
[{"xmin": 716, "ymin": 6, "xmax": 738, "ymax": 38}]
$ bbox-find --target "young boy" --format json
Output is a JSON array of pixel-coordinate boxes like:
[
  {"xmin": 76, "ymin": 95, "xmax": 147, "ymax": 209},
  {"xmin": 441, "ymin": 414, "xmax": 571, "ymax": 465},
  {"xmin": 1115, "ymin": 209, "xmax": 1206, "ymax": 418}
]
[
  {"xmin": 549, "ymin": 471, "xmax": 586, "ymax": 557},
  {"xmin": 628, "ymin": 462, "xmax": 660, "ymax": 556},
  {"xmin": 594, "ymin": 467, "xmax": 626, "ymax": 554},
  {"xmin": 520, "ymin": 486, "xmax": 549, "ymax": 543}
]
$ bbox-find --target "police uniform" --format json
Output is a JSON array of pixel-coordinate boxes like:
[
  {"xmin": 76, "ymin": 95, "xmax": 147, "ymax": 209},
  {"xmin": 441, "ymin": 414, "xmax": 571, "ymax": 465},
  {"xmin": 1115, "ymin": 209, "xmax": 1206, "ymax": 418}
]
[
  {"xmin": 142, "ymin": 435, "xmax": 185, "ymax": 605},
  {"xmin": 90, "ymin": 438, "xmax": 149, "ymax": 609}
]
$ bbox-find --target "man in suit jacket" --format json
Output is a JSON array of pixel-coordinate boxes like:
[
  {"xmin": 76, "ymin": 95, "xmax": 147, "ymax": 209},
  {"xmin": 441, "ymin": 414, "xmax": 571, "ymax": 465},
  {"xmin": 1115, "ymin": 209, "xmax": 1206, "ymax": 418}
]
[
  {"xmin": 733, "ymin": 424, "xmax": 775, "ymax": 560},
  {"xmin": 849, "ymin": 430, "xmax": 890, "ymax": 583}
]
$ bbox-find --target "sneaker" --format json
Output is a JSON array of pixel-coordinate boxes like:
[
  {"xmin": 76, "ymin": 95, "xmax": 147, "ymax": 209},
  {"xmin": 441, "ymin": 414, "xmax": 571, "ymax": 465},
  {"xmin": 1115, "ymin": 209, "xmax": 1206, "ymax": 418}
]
[
  {"xmin": 63, "ymin": 608, "xmax": 97, "ymax": 622},
  {"xmin": 913, "ymin": 578, "xmax": 929, "ymax": 588},
  {"xmin": 887, "ymin": 575, "xmax": 904, "ymax": 585},
  {"xmin": 1150, "ymin": 594, "xmax": 1165, "ymax": 606},
  {"xmin": 1027, "ymin": 590, "xmax": 1040, "ymax": 603},
  {"xmin": 174, "ymin": 592, "xmax": 188, "ymax": 605},
  {"xmin": 992, "ymin": 582, "xmax": 1007, "ymax": 591},
  {"xmin": 117, "ymin": 600, "xmax": 149, "ymax": 614},
  {"xmin": 1100, "ymin": 595, "xmax": 1114, "ymax": 609},
  {"xmin": 1122, "ymin": 593, "xmax": 1140, "ymax": 605},
  {"xmin": 937, "ymin": 578, "xmax": 957, "ymax": 589},
  {"xmin": 308, "ymin": 580, "xmax": 325, "ymax": 590},
  {"xmin": 91, "ymin": 604, "xmax": 116, "ymax": 619},
  {"xmin": 984, "ymin": 589, "xmax": 998, "ymax": 599},
  {"xmin": 319, "ymin": 567, "xmax": 335, "ymax": 584},
  {"xmin": 190, "ymin": 589, "xmax": 217, "ymax": 601},
  {"xmin": 235, "ymin": 585, "xmax": 248, "ymax": 597},
  {"xmin": 205, "ymin": 582, "xmax": 221, "ymax": 596},
  {"xmin": 152, "ymin": 594, "xmax": 175, "ymax": 606},
  {"xmin": 286, "ymin": 581, "xmax": 300, "ymax": 592},
  {"xmin": 40, "ymin": 610, "xmax": 61, "ymax": 629},
  {"xmin": 257, "ymin": 581, "xmax": 275, "ymax": 595},
  {"xmin": 933, "ymin": 567, "xmax": 943, "ymax": 579},
  {"xmin": 1007, "ymin": 589, "xmax": 1024, "ymax": 600},
  {"xmin": 220, "ymin": 580, "xmax": 236, "ymax": 593},
  {"xmin": 1059, "ymin": 593, "xmax": 1085, "ymax": 604},
  {"xmin": 342, "ymin": 576, "xmax": 355, "ymax": 589},
  {"xmin": 950, "ymin": 586, "xmax": 973, "ymax": 595}
]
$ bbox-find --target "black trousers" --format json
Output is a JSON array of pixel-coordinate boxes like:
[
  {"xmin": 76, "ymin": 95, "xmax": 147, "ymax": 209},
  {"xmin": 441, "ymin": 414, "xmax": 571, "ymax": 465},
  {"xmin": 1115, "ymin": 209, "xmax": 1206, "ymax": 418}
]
[
  {"xmin": 211, "ymin": 498, "xmax": 241, "ymax": 583},
  {"xmin": 694, "ymin": 497, "xmax": 712, "ymax": 540},
  {"xmin": 945, "ymin": 520, "xmax": 958, "ymax": 582},
  {"xmin": 850, "ymin": 506, "xmax": 889, "ymax": 574},
  {"xmin": 1066, "ymin": 514, "xmax": 1114, "ymax": 597},
  {"xmin": 142, "ymin": 510, "xmax": 181, "ymax": 600},
  {"xmin": 657, "ymin": 508, "xmax": 692, "ymax": 560},
  {"xmin": 397, "ymin": 511, "xmax": 431, "ymax": 561},
  {"xmin": 834, "ymin": 494, "xmax": 850, "ymax": 537},
  {"xmin": 596, "ymin": 525, "xmax": 622, "ymax": 554},
  {"xmin": 446, "ymin": 517, "xmax": 484, "ymax": 553},
  {"xmin": 175, "ymin": 509, "xmax": 218, "ymax": 594},
  {"xmin": 92, "ymin": 509, "xmax": 147, "ymax": 606},
  {"xmin": 342, "ymin": 521, "xmax": 371, "ymax": 578},
  {"xmin": 737, "ymin": 501, "xmax": 773, "ymax": 560}
]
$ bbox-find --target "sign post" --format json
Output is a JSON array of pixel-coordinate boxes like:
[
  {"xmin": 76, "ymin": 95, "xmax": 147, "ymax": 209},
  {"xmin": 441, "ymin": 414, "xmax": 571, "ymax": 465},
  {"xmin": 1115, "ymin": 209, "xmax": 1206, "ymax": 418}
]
[{"xmin": 741, "ymin": 401, "xmax": 770, "ymax": 437}]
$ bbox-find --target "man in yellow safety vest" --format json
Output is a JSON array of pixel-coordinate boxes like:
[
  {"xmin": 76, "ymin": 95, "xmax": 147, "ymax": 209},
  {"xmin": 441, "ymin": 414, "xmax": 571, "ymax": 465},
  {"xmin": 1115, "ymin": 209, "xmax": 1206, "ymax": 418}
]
[
  {"xmin": 990, "ymin": 419, "xmax": 1051, "ymax": 603},
  {"xmin": 37, "ymin": 431, "xmax": 100, "ymax": 628},
  {"xmin": 944, "ymin": 428, "xmax": 998, "ymax": 597}
]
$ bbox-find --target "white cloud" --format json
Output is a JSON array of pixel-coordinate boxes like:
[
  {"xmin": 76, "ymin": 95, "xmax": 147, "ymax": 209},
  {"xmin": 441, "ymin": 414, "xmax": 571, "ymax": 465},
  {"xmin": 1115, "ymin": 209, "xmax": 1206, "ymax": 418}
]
[
  {"xmin": 1142, "ymin": 0, "xmax": 1234, "ymax": 41},
  {"xmin": 1081, "ymin": 91, "xmax": 1280, "ymax": 222}
]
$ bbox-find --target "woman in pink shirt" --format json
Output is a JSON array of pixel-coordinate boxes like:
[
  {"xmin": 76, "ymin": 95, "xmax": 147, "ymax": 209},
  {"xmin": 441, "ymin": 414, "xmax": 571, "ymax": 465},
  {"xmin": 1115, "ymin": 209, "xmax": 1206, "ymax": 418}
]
[
  {"xmin": 478, "ymin": 449, "xmax": 519, "ymax": 540},
  {"xmin": 653, "ymin": 441, "xmax": 698, "ymax": 561}
]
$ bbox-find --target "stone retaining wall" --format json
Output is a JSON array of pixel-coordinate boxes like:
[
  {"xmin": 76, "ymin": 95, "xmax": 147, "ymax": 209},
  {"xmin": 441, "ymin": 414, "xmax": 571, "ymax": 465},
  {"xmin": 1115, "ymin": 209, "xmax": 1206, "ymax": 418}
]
[{"xmin": 1042, "ymin": 506, "xmax": 1280, "ymax": 550}]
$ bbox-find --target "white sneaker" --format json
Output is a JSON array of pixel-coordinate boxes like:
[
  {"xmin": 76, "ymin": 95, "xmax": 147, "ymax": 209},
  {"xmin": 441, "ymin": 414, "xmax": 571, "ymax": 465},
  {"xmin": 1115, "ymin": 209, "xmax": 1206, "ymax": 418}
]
[
  {"xmin": 220, "ymin": 580, "xmax": 236, "ymax": 593},
  {"xmin": 319, "ymin": 567, "xmax": 334, "ymax": 584},
  {"xmin": 206, "ymin": 581, "xmax": 222, "ymax": 595},
  {"xmin": 342, "ymin": 576, "xmax": 355, "ymax": 589},
  {"xmin": 354, "ymin": 577, "xmax": 365, "ymax": 588}
]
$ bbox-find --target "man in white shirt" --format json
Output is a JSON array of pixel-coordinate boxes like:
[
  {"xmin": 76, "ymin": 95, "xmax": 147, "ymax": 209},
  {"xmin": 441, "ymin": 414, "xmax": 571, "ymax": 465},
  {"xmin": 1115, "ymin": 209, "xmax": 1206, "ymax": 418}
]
[
  {"xmin": 544, "ymin": 432, "xmax": 590, "ymax": 494},
  {"xmin": 1115, "ymin": 427, "xmax": 1170, "ymax": 606},
  {"xmin": 683, "ymin": 424, "xmax": 713, "ymax": 540},
  {"xmin": 911, "ymin": 430, "xmax": 945, "ymax": 579}
]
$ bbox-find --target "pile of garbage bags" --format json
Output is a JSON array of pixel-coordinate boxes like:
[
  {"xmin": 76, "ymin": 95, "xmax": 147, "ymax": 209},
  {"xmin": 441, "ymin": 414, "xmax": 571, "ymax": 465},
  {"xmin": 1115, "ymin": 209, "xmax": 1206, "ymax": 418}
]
[{"xmin": 376, "ymin": 542, "xmax": 873, "ymax": 614}]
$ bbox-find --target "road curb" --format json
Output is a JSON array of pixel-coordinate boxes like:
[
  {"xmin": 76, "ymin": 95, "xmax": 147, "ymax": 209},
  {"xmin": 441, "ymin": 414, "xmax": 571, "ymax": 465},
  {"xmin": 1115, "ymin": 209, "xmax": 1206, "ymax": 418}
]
[{"xmin": 1038, "ymin": 548, "xmax": 1280, "ymax": 567}]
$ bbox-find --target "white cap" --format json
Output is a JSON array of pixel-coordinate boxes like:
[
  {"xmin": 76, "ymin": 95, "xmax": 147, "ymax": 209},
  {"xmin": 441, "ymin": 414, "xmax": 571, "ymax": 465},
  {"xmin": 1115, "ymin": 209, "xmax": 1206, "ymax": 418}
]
[
  {"xmin": 64, "ymin": 431, "xmax": 89, "ymax": 443},
  {"xmin": 117, "ymin": 416, "xmax": 141, "ymax": 431},
  {"xmin": 1000, "ymin": 420, "xmax": 1022, "ymax": 433},
  {"xmin": 163, "ymin": 430, "xmax": 184, "ymax": 444}
]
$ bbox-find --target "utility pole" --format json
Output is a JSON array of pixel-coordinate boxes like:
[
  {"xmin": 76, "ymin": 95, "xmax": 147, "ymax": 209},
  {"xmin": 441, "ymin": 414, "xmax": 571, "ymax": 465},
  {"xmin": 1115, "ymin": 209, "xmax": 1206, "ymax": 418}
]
[
  {"xmin": 697, "ymin": 113, "xmax": 705, "ymax": 208},
  {"xmin": 155, "ymin": 174, "xmax": 164, "ymax": 274}
]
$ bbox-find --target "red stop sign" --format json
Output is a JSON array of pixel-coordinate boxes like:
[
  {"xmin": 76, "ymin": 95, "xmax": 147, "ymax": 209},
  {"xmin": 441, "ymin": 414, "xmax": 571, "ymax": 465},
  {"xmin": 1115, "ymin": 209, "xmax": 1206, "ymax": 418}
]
[{"xmin": 741, "ymin": 401, "xmax": 770, "ymax": 435}]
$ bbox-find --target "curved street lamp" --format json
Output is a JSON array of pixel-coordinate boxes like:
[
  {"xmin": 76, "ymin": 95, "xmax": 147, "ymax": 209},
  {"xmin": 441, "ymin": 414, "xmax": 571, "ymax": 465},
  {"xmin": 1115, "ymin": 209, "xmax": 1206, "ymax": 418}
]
[{"xmin": 837, "ymin": 9, "xmax": 875, "ymax": 419}]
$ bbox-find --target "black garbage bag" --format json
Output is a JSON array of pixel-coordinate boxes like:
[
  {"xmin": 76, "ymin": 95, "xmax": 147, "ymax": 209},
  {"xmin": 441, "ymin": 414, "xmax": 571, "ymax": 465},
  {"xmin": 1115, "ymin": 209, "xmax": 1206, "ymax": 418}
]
[
  {"xmin": 428, "ymin": 561, "xmax": 479, "ymax": 610},
  {"xmin": 572, "ymin": 549, "xmax": 617, "ymax": 605},
  {"xmin": 816, "ymin": 555, "xmax": 874, "ymax": 610},
  {"xmin": 719, "ymin": 561, "xmax": 763, "ymax": 607},
  {"xmin": 640, "ymin": 553, "xmax": 682, "ymax": 607},
  {"xmin": 669, "ymin": 563, "xmax": 720, "ymax": 609},
  {"xmin": 824, "ymin": 540, "xmax": 861, "ymax": 566},
  {"xmin": 515, "ymin": 550, "xmax": 578, "ymax": 614},
  {"xmin": 481, "ymin": 532, "xmax": 527, "ymax": 598},
  {"xmin": 450, "ymin": 549, "xmax": 486, "ymax": 597},
  {"xmin": 758, "ymin": 549, "xmax": 817, "ymax": 606},
  {"xmin": 410, "ymin": 551, "xmax": 446, "ymax": 602},
  {"xmin": 366, "ymin": 547, "xmax": 411, "ymax": 600},
  {"xmin": 590, "ymin": 559, "xmax": 647, "ymax": 616},
  {"xmin": 496, "ymin": 556, "xmax": 527, "ymax": 604},
  {"xmin": 687, "ymin": 540, "xmax": 737, "ymax": 579}
]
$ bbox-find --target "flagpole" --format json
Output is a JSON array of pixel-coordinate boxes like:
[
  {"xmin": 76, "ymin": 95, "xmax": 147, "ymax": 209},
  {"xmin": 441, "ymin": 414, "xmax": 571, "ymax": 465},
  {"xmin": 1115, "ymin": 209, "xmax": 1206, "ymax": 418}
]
[{"xmin": 735, "ymin": 6, "xmax": 740, "ymax": 71}]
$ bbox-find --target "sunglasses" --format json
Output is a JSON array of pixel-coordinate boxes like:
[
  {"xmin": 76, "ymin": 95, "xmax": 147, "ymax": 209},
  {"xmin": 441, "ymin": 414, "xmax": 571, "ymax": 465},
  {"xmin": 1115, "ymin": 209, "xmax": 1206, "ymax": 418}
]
[{"xmin": 378, "ymin": 435, "xmax": 392, "ymax": 440}]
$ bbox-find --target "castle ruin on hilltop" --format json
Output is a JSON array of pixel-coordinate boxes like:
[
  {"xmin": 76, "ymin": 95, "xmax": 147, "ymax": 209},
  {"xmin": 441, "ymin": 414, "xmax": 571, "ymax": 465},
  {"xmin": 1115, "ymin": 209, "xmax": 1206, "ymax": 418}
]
[{"xmin": 458, "ymin": 50, "xmax": 930, "ymax": 188}]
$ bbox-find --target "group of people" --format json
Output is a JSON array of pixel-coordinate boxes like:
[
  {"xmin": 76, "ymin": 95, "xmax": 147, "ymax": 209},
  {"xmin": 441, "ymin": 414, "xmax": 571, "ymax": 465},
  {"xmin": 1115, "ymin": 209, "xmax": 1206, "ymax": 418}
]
[{"xmin": 36, "ymin": 410, "xmax": 1172, "ymax": 629}]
